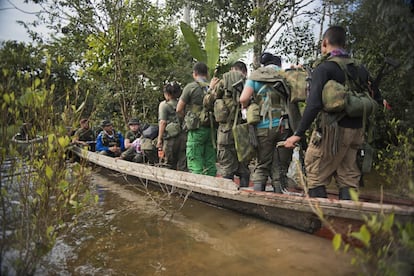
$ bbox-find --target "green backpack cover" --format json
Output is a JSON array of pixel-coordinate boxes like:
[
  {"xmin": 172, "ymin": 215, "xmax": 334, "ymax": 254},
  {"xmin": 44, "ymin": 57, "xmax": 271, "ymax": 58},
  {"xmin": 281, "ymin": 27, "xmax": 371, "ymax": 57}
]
[
  {"xmin": 279, "ymin": 68, "xmax": 308, "ymax": 103},
  {"xmin": 213, "ymin": 71, "xmax": 245, "ymax": 124},
  {"xmin": 321, "ymin": 57, "xmax": 378, "ymax": 118},
  {"xmin": 250, "ymin": 67, "xmax": 309, "ymax": 104}
]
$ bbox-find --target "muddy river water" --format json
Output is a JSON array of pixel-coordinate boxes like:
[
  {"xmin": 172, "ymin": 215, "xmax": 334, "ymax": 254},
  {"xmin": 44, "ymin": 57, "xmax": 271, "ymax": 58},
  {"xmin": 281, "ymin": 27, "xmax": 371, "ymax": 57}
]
[{"xmin": 41, "ymin": 169, "xmax": 359, "ymax": 275}]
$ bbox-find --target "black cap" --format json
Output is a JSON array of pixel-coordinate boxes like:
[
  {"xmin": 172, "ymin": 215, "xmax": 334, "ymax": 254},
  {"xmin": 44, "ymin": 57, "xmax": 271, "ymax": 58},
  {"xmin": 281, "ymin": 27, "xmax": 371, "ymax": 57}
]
[
  {"xmin": 128, "ymin": 118, "xmax": 140, "ymax": 125},
  {"xmin": 100, "ymin": 120, "xmax": 112, "ymax": 127},
  {"xmin": 260, "ymin": 52, "xmax": 281, "ymax": 67}
]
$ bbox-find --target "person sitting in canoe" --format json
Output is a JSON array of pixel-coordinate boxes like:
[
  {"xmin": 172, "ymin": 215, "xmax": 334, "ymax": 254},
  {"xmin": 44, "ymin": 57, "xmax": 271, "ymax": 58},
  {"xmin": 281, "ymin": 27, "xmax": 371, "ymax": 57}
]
[
  {"xmin": 72, "ymin": 118, "xmax": 96, "ymax": 151},
  {"xmin": 96, "ymin": 120, "xmax": 125, "ymax": 157},
  {"xmin": 118, "ymin": 118, "xmax": 144, "ymax": 162}
]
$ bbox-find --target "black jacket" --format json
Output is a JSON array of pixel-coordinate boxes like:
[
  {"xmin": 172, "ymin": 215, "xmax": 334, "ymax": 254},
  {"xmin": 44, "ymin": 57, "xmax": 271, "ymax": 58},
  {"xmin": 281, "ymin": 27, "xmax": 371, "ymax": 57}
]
[{"xmin": 294, "ymin": 55, "xmax": 381, "ymax": 137}]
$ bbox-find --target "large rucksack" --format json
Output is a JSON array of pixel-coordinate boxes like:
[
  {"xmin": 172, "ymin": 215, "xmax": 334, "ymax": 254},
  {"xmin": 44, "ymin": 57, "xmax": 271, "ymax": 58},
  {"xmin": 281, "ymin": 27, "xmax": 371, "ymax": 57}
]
[
  {"xmin": 184, "ymin": 81, "xmax": 212, "ymax": 130},
  {"xmin": 248, "ymin": 66, "xmax": 303, "ymax": 132},
  {"xmin": 321, "ymin": 57, "xmax": 378, "ymax": 118},
  {"xmin": 213, "ymin": 71, "xmax": 245, "ymax": 124},
  {"xmin": 249, "ymin": 66, "xmax": 309, "ymax": 103}
]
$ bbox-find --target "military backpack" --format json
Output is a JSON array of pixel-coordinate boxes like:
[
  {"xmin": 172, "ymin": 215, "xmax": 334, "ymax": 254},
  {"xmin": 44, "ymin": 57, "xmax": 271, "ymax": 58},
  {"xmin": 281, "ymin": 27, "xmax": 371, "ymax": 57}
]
[
  {"xmin": 321, "ymin": 57, "xmax": 378, "ymax": 118},
  {"xmin": 213, "ymin": 71, "xmax": 246, "ymax": 124}
]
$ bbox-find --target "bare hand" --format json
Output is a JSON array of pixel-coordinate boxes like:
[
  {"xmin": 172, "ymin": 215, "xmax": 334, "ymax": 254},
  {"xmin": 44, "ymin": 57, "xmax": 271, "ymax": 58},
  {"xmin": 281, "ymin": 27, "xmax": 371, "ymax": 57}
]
[
  {"xmin": 209, "ymin": 77, "xmax": 220, "ymax": 89},
  {"xmin": 156, "ymin": 140, "xmax": 163, "ymax": 149},
  {"xmin": 284, "ymin": 135, "xmax": 301, "ymax": 149}
]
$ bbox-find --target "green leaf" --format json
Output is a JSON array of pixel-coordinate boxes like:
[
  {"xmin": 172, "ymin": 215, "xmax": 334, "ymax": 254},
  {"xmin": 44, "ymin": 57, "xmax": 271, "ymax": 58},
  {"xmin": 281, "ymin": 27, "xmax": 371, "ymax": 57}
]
[
  {"xmin": 382, "ymin": 214, "xmax": 394, "ymax": 232},
  {"xmin": 180, "ymin": 21, "xmax": 206, "ymax": 63},
  {"xmin": 46, "ymin": 225, "xmax": 54, "ymax": 237},
  {"xmin": 224, "ymin": 42, "xmax": 255, "ymax": 65},
  {"xmin": 349, "ymin": 188, "xmax": 359, "ymax": 201},
  {"xmin": 205, "ymin": 21, "xmax": 219, "ymax": 77},
  {"xmin": 351, "ymin": 225, "xmax": 371, "ymax": 247},
  {"xmin": 34, "ymin": 78, "xmax": 41, "ymax": 88},
  {"xmin": 58, "ymin": 136, "xmax": 69, "ymax": 148},
  {"xmin": 332, "ymin": 233, "xmax": 342, "ymax": 251},
  {"xmin": 3, "ymin": 93, "xmax": 10, "ymax": 104},
  {"xmin": 46, "ymin": 165, "xmax": 53, "ymax": 180}
]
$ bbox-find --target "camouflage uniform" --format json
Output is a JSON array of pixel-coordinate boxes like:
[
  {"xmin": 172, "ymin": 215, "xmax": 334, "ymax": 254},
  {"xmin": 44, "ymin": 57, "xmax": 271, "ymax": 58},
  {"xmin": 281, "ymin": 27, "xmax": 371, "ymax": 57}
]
[
  {"xmin": 245, "ymin": 65, "xmax": 293, "ymax": 192},
  {"xmin": 181, "ymin": 80, "xmax": 217, "ymax": 176},
  {"xmin": 158, "ymin": 99, "xmax": 187, "ymax": 171},
  {"xmin": 73, "ymin": 127, "xmax": 95, "ymax": 151},
  {"xmin": 121, "ymin": 130, "xmax": 142, "ymax": 161},
  {"xmin": 215, "ymin": 71, "xmax": 250, "ymax": 187}
]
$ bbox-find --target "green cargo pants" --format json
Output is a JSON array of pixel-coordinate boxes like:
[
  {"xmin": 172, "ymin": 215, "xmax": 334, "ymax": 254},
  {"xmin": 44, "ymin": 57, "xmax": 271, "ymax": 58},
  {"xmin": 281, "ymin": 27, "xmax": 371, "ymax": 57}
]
[
  {"xmin": 251, "ymin": 127, "xmax": 292, "ymax": 192},
  {"xmin": 186, "ymin": 126, "xmax": 217, "ymax": 176},
  {"xmin": 163, "ymin": 131, "xmax": 187, "ymax": 171}
]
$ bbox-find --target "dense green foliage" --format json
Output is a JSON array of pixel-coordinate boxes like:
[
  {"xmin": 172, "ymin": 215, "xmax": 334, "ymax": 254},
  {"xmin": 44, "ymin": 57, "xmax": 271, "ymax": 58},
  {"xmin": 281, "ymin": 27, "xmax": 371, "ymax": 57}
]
[
  {"xmin": 329, "ymin": 0, "xmax": 414, "ymax": 129},
  {"xmin": 166, "ymin": 0, "xmax": 319, "ymax": 67},
  {"xmin": 332, "ymin": 213, "xmax": 414, "ymax": 275},
  {"xmin": 0, "ymin": 56, "xmax": 94, "ymax": 274}
]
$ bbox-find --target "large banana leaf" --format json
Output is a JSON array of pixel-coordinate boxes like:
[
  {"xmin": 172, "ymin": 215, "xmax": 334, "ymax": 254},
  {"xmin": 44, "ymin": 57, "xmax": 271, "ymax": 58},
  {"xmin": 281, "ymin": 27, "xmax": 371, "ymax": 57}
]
[
  {"xmin": 224, "ymin": 42, "xmax": 255, "ymax": 65},
  {"xmin": 180, "ymin": 21, "xmax": 206, "ymax": 63},
  {"xmin": 205, "ymin": 21, "xmax": 219, "ymax": 77}
]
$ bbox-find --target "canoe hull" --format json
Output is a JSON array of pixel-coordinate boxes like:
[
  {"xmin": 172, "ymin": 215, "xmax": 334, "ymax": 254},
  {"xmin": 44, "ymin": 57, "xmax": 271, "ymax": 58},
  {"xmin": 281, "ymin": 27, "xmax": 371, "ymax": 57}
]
[{"xmin": 72, "ymin": 147, "xmax": 414, "ymax": 238}]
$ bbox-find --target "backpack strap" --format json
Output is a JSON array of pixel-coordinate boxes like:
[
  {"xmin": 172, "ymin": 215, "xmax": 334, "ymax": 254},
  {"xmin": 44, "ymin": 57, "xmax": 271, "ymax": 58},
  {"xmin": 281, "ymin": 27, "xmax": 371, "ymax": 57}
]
[{"xmin": 196, "ymin": 80, "xmax": 217, "ymax": 149}]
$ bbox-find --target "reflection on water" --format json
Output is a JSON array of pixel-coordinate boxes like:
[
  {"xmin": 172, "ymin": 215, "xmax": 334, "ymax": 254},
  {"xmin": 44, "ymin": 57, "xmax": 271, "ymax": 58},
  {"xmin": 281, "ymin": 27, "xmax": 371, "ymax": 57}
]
[{"xmin": 41, "ymin": 170, "xmax": 358, "ymax": 275}]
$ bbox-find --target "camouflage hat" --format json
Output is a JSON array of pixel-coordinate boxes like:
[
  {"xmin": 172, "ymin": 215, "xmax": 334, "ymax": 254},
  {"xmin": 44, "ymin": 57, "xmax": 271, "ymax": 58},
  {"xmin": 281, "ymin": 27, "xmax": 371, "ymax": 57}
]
[
  {"xmin": 128, "ymin": 118, "xmax": 140, "ymax": 125},
  {"xmin": 101, "ymin": 120, "xmax": 112, "ymax": 127}
]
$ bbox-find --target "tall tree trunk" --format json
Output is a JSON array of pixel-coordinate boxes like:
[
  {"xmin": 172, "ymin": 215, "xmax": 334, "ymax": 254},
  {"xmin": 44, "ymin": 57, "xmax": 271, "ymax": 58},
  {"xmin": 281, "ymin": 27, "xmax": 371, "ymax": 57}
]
[
  {"xmin": 252, "ymin": 0, "xmax": 266, "ymax": 69},
  {"xmin": 113, "ymin": 2, "xmax": 129, "ymax": 125}
]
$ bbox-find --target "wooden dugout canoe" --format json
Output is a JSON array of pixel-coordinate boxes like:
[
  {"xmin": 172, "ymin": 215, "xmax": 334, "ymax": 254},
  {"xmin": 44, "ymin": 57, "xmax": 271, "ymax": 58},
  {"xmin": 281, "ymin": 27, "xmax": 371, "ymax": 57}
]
[{"xmin": 72, "ymin": 146, "xmax": 414, "ymax": 238}]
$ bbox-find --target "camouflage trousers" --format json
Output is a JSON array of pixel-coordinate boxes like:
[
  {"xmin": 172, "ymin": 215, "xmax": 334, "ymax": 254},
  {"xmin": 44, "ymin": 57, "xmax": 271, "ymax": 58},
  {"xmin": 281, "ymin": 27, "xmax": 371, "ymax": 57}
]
[
  {"xmin": 120, "ymin": 147, "xmax": 143, "ymax": 163},
  {"xmin": 305, "ymin": 127, "xmax": 364, "ymax": 189},
  {"xmin": 251, "ymin": 127, "xmax": 292, "ymax": 191},
  {"xmin": 163, "ymin": 131, "xmax": 187, "ymax": 171},
  {"xmin": 216, "ymin": 125, "xmax": 250, "ymax": 179},
  {"xmin": 186, "ymin": 127, "xmax": 217, "ymax": 176}
]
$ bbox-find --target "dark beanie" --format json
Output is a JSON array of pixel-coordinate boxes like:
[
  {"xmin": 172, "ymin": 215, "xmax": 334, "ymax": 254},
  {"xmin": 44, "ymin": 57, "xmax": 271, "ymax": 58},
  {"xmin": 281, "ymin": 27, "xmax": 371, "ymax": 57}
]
[{"xmin": 260, "ymin": 52, "xmax": 281, "ymax": 67}]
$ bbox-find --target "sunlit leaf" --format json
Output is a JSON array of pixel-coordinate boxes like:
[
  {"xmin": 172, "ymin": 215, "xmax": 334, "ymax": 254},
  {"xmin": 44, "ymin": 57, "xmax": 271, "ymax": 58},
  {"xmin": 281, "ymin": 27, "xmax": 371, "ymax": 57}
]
[
  {"xmin": 46, "ymin": 165, "xmax": 53, "ymax": 180},
  {"xmin": 205, "ymin": 21, "xmax": 219, "ymax": 77},
  {"xmin": 34, "ymin": 78, "xmax": 41, "ymax": 88},
  {"xmin": 224, "ymin": 42, "xmax": 255, "ymax": 65},
  {"xmin": 382, "ymin": 214, "xmax": 394, "ymax": 232},
  {"xmin": 58, "ymin": 136, "xmax": 69, "ymax": 148},
  {"xmin": 332, "ymin": 233, "xmax": 342, "ymax": 251},
  {"xmin": 350, "ymin": 188, "xmax": 359, "ymax": 201},
  {"xmin": 180, "ymin": 21, "xmax": 206, "ymax": 63},
  {"xmin": 351, "ymin": 225, "xmax": 371, "ymax": 247}
]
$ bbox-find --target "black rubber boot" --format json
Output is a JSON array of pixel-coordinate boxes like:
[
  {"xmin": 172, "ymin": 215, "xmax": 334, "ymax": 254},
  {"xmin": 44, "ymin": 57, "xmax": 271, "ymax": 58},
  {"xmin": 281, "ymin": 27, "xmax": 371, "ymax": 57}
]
[
  {"xmin": 308, "ymin": 186, "xmax": 327, "ymax": 198},
  {"xmin": 339, "ymin": 187, "xmax": 351, "ymax": 200},
  {"xmin": 253, "ymin": 182, "xmax": 265, "ymax": 191},
  {"xmin": 239, "ymin": 174, "xmax": 250, "ymax": 188}
]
